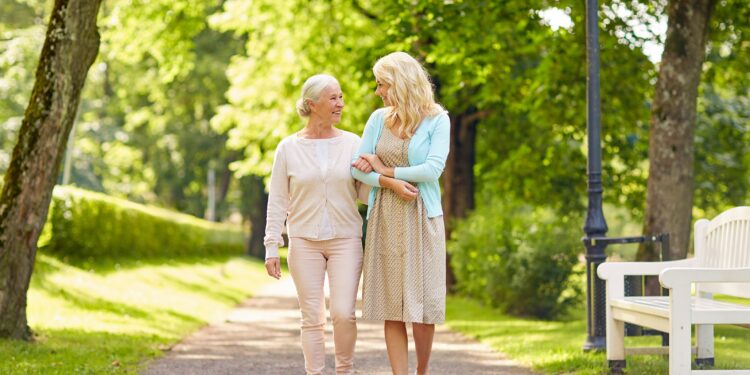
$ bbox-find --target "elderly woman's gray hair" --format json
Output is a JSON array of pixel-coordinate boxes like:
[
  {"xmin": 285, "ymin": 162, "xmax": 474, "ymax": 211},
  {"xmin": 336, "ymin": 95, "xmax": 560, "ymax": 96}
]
[{"xmin": 296, "ymin": 74, "xmax": 340, "ymax": 118}]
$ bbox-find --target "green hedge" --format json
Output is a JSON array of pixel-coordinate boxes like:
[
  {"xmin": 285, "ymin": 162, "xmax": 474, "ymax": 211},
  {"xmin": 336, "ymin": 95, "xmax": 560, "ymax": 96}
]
[
  {"xmin": 39, "ymin": 186, "xmax": 245, "ymax": 259},
  {"xmin": 448, "ymin": 200, "xmax": 582, "ymax": 320}
]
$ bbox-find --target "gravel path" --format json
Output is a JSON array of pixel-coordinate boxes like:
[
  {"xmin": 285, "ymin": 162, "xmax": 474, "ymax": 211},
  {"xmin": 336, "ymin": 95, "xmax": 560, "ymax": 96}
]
[{"xmin": 142, "ymin": 276, "xmax": 535, "ymax": 375}]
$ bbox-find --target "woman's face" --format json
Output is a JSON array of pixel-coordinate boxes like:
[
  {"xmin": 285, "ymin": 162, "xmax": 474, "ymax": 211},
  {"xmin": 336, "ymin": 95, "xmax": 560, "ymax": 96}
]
[
  {"xmin": 375, "ymin": 79, "xmax": 391, "ymax": 106},
  {"xmin": 311, "ymin": 83, "xmax": 344, "ymax": 125}
]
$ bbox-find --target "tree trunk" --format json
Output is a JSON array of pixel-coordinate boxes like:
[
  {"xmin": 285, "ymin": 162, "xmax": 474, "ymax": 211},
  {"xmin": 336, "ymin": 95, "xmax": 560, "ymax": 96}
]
[
  {"xmin": 638, "ymin": 0, "xmax": 716, "ymax": 266},
  {"xmin": 241, "ymin": 175, "xmax": 268, "ymax": 259},
  {"xmin": 216, "ymin": 162, "xmax": 233, "ymax": 212},
  {"xmin": 215, "ymin": 151, "xmax": 241, "ymax": 221},
  {"xmin": 0, "ymin": 0, "xmax": 102, "ymax": 340},
  {"xmin": 442, "ymin": 109, "xmax": 479, "ymax": 290}
]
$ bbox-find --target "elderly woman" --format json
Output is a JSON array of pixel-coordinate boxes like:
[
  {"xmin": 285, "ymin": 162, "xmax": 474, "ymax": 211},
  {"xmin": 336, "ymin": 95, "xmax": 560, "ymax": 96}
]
[
  {"xmin": 352, "ymin": 52, "xmax": 450, "ymax": 375},
  {"xmin": 264, "ymin": 74, "xmax": 367, "ymax": 375}
]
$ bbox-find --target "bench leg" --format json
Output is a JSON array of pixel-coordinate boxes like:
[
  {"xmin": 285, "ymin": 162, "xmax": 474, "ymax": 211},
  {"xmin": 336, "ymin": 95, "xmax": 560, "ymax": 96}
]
[
  {"xmin": 695, "ymin": 324, "xmax": 714, "ymax": 368},
  {"xmin": 606, "ymin": 312, "xmax": 626, "ymax": 371},
  {"xmin": 669, "ymin": 288, "xmax": 692, "ymax": 375},
  {"xmin": 608, "ymin": 359, "xmax": 626, "ymax": 374}
]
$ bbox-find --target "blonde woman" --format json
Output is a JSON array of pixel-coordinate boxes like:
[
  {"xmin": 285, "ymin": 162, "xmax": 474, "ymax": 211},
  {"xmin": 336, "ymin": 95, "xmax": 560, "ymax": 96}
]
[
  {"xmin": 352, "ymin": 52, "xmax": 450, "ymax": 375},
  {"xmin": 264, "ymin": 74, "xmax": 368, "ymax": 375}
]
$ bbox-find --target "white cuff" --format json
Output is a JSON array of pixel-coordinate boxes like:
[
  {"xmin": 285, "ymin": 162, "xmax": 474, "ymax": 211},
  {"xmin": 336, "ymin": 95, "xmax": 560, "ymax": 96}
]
[{"xmin": 265, "ymin": 244, "xmax": 280, "ymax": 259}]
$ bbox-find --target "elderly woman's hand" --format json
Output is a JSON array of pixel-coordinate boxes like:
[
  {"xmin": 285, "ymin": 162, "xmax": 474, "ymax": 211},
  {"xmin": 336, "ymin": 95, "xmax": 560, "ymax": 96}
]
[
  {"xmin": 265, "ymin": 257, "xmax": 281, "ymax": 279},
  {"xmin": 359, "ymin": 154, "xmax": 393, "ymax": 176},
  {"xmin": 352, "ymin": 156, "xmax": 374, "ymax": 173}
]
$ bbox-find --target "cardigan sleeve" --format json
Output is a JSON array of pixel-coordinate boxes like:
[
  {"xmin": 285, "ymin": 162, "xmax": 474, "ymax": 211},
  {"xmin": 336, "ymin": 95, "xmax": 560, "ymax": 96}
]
[
  {"xmin": 349, "ymin": 134, "xmax": 372, "ymax": 204},
  {"xmin": 263, "ymin": 141, "xmax": 290, "ymax": 259},
  {"xmin": 393, "ymin": 112, "xmax": 450, "ymax": 183},
  {"xmin": 351, "ymin": 110, "xmax": 383, "ymax": 187}
]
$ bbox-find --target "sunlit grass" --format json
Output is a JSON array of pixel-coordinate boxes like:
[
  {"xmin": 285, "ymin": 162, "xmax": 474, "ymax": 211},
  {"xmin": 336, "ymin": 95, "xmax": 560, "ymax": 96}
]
[
  {"xmin": 5, "ymin": 250, "xmax": 748, "ymax": 374},
  {"xmin": 446, "ymin": 296, "xmax": 750, "ymax": 374},
  {"xmin": 0, "ymin": 253, "xmax": 271, "ymax": 374}
]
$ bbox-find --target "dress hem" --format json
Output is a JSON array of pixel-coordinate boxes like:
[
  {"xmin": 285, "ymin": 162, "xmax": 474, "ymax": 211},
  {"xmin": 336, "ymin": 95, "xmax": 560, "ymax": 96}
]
[{"xmin": 360, "ymin": 314, "xmax": 445, "ymax": 325}]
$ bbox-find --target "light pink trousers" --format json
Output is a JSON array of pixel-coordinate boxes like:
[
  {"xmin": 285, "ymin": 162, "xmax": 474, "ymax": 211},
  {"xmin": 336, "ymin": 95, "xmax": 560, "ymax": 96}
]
[{"xmin": 288, "ymin": 237, "xmax": 363, "ymax": 375}]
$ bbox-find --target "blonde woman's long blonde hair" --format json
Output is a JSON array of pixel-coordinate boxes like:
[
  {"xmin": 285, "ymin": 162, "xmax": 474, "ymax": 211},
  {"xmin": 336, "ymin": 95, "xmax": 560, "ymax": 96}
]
[{"xmin": 373, "ymin": 52, "xmax": 444, "ymax": 138}]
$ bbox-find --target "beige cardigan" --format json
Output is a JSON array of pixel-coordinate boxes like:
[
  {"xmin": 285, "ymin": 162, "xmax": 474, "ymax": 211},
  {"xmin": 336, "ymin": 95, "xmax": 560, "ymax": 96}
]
[{"xmin": 263, "ymin": 130, "xmax": 367, "ymax": 259}]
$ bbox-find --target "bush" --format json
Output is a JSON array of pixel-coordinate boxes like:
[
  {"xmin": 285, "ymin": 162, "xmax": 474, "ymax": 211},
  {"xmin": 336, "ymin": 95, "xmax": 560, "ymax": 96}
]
[
  {"xmin": 449, "ymin": 200, "xmax": 582, "ymax": 319},
  {"xmin": 40, "ymin": 186, "xmax": 245, "ymax": 260}
]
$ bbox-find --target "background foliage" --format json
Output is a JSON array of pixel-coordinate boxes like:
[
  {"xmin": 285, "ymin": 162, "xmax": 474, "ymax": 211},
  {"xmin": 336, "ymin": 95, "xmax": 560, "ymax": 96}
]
[
  {"xmin": 41, "ymin": 186, "xmax": 244, "ymax": 260},
  {"xmin": 449, "ymin": 199, "xmax": 582, "ymax": 319}
]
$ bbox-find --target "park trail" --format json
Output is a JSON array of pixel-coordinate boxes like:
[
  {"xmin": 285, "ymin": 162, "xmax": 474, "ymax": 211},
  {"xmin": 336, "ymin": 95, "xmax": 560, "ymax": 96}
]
[{"xmin": 142, "ymin": 275, "xmax": 536, "ymax": 375}]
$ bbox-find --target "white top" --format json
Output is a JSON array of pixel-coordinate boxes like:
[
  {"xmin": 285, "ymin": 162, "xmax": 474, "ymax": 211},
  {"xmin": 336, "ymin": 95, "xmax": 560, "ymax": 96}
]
[
  {"xmin": 263, "ymin": 130, "xmax": 369, "ymax": 259},
  {"xmin": 313, "ymin": 139, "xmax": 334, "ymax": 240}
]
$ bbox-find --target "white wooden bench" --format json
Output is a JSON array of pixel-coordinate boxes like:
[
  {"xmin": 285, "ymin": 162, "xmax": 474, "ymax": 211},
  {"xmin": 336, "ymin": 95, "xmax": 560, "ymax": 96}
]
[{"xmin": 598, "ymin": 206, "xmax": 750, "ymax": 374}]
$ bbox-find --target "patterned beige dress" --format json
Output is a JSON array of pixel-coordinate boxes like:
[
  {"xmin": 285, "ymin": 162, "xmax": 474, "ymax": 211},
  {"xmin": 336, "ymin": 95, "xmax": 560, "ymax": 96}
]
[{"xmin": 361, "ymin": 128, "xmax": 446, "ymax": 324}]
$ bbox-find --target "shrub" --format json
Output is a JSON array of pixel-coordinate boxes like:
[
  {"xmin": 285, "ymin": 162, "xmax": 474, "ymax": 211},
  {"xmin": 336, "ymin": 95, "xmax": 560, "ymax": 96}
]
[
  {"xmin": 448, "ymin": 200, "xmax": 582, "ymax": 319},
  {"xmin": 40, "ymin": 186, "xmax": 244, "ymax": 260}
]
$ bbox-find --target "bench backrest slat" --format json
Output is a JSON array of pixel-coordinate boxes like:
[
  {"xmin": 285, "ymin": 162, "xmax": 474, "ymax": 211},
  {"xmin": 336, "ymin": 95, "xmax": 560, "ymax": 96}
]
[{"xmin": 696, "ymin": 206, "xmax": 750, "ymax": 298}]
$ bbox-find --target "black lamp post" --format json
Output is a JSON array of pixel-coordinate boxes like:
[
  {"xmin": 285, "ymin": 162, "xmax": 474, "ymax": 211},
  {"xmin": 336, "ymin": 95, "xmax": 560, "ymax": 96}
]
[
  {"xmin": 582, "ymin": 0, "xmax": 608, "ymax": 351},
  {"xmin": 581, "ymin": 0, "xmax": 671, "ymax": 352}
]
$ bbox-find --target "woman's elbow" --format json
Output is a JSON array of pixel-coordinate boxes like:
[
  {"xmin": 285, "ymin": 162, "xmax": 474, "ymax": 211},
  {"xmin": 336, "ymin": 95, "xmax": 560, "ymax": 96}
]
[
  {"xmin": 426, "ymin": 170, "xmax": 443, "ymax": 182},
  {"xmin": 426, "ymin": 163, "xmax": 445, "ymax": 181},
  {"xmin": 413, "ymin": 170, "xmax": 442, "ymax": 183}
]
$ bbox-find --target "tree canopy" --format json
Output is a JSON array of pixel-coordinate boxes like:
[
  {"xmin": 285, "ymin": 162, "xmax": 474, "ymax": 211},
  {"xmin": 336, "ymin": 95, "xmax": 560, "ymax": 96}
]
[{"xmin": 0, "ymin": 0, "xmax": 748, "ymax": 247}]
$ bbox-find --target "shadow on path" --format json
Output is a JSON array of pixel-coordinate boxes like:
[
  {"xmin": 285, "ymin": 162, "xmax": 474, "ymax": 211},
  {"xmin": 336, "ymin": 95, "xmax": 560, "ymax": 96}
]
[{"xmin": 143, "ymin": 277, "xmax": 536, "ymax": 375}]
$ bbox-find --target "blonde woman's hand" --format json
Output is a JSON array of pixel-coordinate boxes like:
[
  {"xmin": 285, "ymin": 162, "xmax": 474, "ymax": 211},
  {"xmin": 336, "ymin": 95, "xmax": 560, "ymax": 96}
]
[
  {"xmin": 265, "ymin": 257, "xmax": 281, "ymax": 279},
  {"xmin": 352, "ymin": 156, "xmax": 374, "ymax": 173},
  {"xmin": 382, "ymin": 177, "xmax": 418, "ymax": 201}
]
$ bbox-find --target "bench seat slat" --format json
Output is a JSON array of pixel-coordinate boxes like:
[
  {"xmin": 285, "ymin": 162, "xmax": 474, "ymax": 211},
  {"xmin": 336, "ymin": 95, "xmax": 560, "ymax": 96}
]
[
  {"xmin": 611, "ymin": 296, "xmax": 750, "ymax": 326},
  {"xmin": 611, "ymin": 297, "xmax": 670, "ymax": 318}
]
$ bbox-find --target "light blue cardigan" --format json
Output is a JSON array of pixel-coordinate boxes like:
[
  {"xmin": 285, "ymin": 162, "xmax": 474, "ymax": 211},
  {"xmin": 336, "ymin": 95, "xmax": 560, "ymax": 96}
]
[{"xmin": 352, "ymin": 108, "xmax": 451, "ymax": 219}]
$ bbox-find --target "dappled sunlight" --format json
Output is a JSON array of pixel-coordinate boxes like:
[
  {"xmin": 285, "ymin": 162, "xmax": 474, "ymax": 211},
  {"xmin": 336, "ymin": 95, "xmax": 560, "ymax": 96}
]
[
  {"xmin": 446, "ymin": 295, "xmax": 750, "ymax": 374},
  {"xmin": 27, "ymin": 255, "xmax": 269, "ymax": 338},
  {"xmin": 173, "ymin": 353, "xmax": 233, "ymax": 360},
  {"xmin": 2, "ymin": 254, "xmax": 272, "ymax": 373},
  {"xmin": 144, "ymin": 277, "xmax": 534, "ymax": 374},
  {"xmin": 0, "ymin": 328, "xmax": 167, "ymax": 374}
]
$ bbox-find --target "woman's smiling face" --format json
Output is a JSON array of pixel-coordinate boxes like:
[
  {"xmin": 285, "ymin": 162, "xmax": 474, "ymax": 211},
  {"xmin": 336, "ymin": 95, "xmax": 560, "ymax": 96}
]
[
  {"xmin": 375, "ymin": 79, "xmax": 391, "ymax": 106},
  {"xmin": 311, "ymin": 83, "xmax": 344, "ymax": 124}
]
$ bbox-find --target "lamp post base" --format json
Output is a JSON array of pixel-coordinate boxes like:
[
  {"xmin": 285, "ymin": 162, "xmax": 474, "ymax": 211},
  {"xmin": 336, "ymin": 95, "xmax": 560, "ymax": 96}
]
[{"xmin": 582, "ymin": 335, "xmax": 606, "ymax": 352}]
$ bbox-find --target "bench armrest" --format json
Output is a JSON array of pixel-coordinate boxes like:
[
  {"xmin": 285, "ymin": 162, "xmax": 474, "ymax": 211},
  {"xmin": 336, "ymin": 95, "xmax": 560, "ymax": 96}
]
[
  {"xmin": 659, "ymin": 267, "xmax": 750, "ymax": 288},
  {"xmin": 597, "ymin": 259, "xmax": 695, "ymax": 280}
]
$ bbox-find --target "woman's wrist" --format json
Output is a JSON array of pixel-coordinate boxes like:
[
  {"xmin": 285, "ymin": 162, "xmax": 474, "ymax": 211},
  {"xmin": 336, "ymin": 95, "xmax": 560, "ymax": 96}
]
[
  {"xmin": 379, "ymin": 175, "xmax": 393, "ymax": 189},
  {"xmin": 374, "ymin": 164, "xmax": 394, "ymax": 178}
]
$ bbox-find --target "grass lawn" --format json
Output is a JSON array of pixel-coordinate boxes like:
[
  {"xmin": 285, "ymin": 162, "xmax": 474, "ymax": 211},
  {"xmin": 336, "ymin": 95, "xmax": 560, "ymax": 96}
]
[
  {"xmin": 446, "ymin": 296, "xmax": 750, "ymax": 374},
  {"xmin": 0, "ymin": 253, "xmax": 271, "ymax": 374}
]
